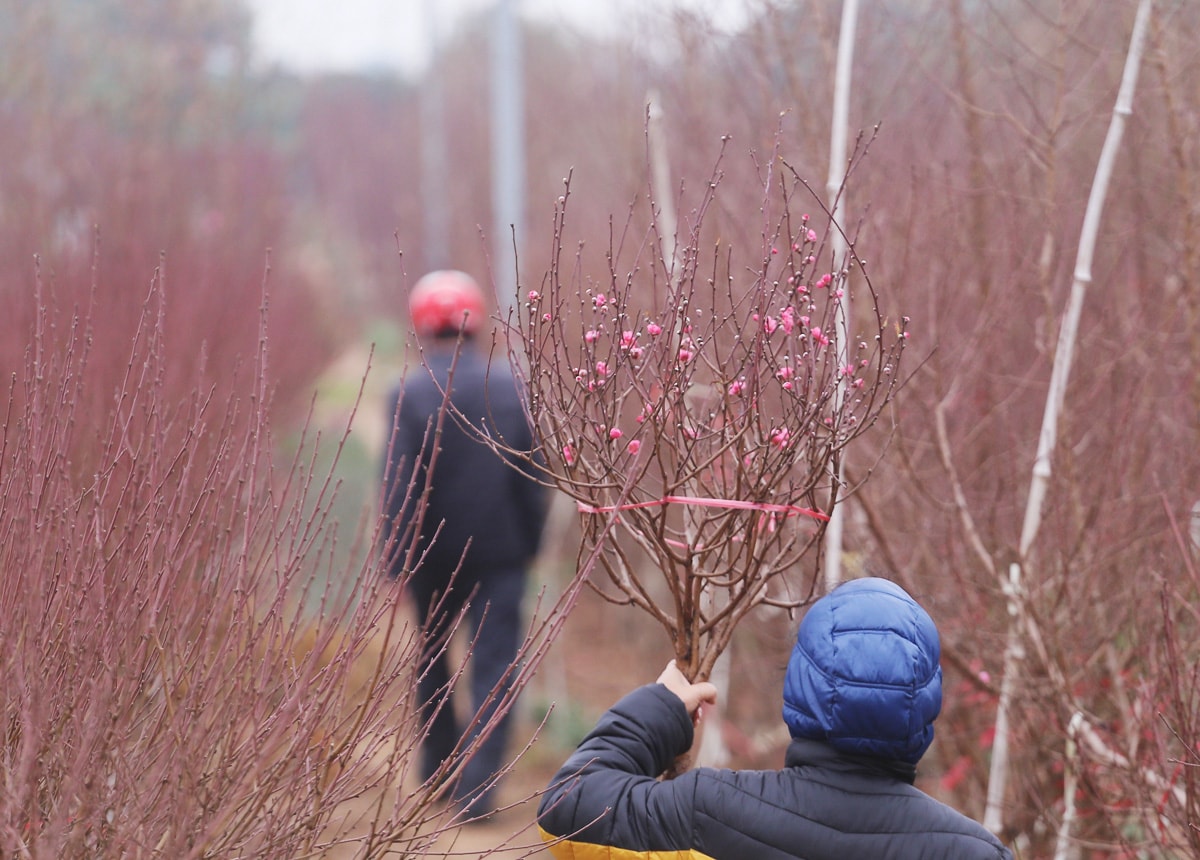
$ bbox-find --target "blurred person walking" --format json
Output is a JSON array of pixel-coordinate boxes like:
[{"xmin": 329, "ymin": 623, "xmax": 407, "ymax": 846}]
[
  {"xmin": 537, "ymin": 577, "xmax": 1013, "ymax": 859},
  {"xmin": 381, "ymin": 270, "xmax": 548, "ymax": 820}
]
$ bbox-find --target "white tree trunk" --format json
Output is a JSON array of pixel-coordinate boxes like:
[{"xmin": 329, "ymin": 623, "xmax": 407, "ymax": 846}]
[
  {"xmin": 822, "ymin": 0, "xmax": 860, "ymax": 590},
  {"xmin": 984, "ymin": 0, "xmax": 1153, "ymax": 835}
]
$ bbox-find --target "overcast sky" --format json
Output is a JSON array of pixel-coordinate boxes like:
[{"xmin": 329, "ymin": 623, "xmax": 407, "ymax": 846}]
[{"xmin": 244, "ymin": 0, "xmax": 753, "ymax": 76}]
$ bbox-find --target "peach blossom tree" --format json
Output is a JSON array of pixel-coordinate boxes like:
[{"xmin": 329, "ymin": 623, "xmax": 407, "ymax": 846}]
[{"xmin": 510, "ymin": 139, "xmax": 908, "ymax": 682}]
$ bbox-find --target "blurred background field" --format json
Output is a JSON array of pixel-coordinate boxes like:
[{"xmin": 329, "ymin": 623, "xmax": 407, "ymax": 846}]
[{"xmin": 3, "ymin": 1, "xmax": 1199, "ymax": 856}]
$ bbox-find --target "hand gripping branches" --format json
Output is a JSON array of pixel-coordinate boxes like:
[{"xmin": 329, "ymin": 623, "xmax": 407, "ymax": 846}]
[{"xmin": 513, "ymin": 146, "xmax": 908, "ymax": 683}]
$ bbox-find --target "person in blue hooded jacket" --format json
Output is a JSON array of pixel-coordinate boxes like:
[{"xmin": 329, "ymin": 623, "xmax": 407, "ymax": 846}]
[{"xmin": 537, "ymin": 577, "xmax": 1013, "ymax": 860}]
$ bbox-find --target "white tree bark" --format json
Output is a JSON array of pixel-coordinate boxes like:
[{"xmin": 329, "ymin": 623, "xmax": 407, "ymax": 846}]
[
  {"xmin": 984, "ymin": 0, "xmax": 1153, "ymax": 835},
  {"xmin": 822, "ymin": 0, "xmax": 860, "ymax": 590}
]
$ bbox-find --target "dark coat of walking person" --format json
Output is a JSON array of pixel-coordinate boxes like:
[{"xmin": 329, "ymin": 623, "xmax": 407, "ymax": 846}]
[
  {"xmin": 537, "ymin": 577, "xmax": 1014, "ymax": 859},
  {"xmin": 380, "ymin": 270, "xmax": 547, "ymax": 820}
]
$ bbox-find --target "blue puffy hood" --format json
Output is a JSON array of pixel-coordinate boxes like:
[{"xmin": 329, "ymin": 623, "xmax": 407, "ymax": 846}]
[{"xmin": 782, "ymin": 577, "xmax": 942, "ymax": 764}]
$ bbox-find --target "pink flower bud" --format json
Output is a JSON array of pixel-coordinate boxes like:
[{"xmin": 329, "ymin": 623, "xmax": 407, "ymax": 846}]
[
  {"xmin": 646, "ymin": 322, "xmax": 663, "ymax": 336},
  {"xmin": 806, "ymin": 228, "xmax": 818, "ymax": 242},
  {"xmin": 627, "ymin": 439, "xmax": 641, "ymax": 455},
  {"xmin": 608, "ymin": 427, "xmax": 622, "ymax": 440},
  {"xmin": 585, "ymin": 329, "xmax": 600, "ymax": 343},
  {"xmin": 562, "ymin": 444, "xmax": 576, "ymax": 465}
]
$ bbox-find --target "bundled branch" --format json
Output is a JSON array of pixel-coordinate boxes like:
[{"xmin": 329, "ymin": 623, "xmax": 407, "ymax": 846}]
[{"xmin": 510, "ymin": 138, "xmax": 907, "ymax": 682}]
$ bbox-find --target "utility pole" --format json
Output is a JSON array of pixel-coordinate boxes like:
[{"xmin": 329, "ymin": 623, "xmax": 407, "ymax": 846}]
[
  {"xmin": 420, "ymin": 0, "xmax": 449, "ymax": 270},
  {"xmin": 490, "ymin": 0, "xmax": 524, "ymax": 314}
]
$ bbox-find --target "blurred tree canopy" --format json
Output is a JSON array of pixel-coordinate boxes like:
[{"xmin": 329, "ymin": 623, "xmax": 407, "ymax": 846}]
[
  {"xmin": 0, "ymin": 0, "xmax": 336, "ymax": 417},
  {"xmin": 0, "ymin": 0, "xmax": 252, "ymax": 128}
]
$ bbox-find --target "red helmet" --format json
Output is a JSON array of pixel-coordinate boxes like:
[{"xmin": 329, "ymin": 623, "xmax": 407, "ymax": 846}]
[{"xmin": 408, "ymin": 270, "xmax": 488, "ymax": 338}]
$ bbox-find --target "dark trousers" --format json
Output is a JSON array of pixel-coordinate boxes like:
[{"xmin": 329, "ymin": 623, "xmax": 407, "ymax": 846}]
[{"xmin": 410, "ymin": 565, "xmax": 526, "ymax": 815}]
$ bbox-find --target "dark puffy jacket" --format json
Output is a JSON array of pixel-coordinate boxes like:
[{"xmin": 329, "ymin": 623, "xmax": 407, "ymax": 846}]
[
  {"xmin": 381, "ymin": 346, "xmax": 545, "ymax": 575},
  {"xmin": 537, "ymin": 684, "xmax": 1012, "ymax": 860}
]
